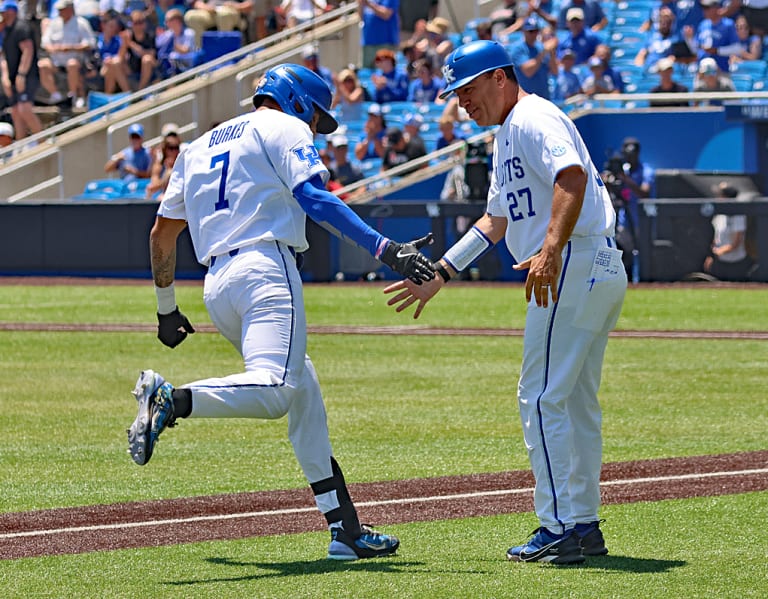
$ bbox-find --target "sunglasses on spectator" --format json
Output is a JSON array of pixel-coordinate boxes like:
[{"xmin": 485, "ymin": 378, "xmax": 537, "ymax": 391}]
[{"xmin": 166, "ymin": 144, "xmax": 180, "ymax": 150}]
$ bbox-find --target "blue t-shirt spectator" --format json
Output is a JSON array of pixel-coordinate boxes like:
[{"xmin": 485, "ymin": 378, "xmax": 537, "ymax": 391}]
[
  {"xmin": 696, "ymin": 16, "xmax": 740, "ymax": 72},
  {"xmin": 558, "ymin": 27, "xmax": 601, "ymax": 64},
  {"xmin": 557, "ymin": 1, "xmax": 607, "ymax": 30},
  {"xmin": 509, "ymin": 33, "xmax": 553, "ymax": 99}
]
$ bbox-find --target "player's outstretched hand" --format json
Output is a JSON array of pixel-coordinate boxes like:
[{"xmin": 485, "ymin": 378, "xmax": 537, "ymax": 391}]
[
  {"xmin": 383, "ymin": 276, "xmax": 443, "ymax": 319},
  {"xmin": 157, "ymin": 308, "xmax": 196, "ymax": 348},
  {"xmin": 380, "ymin": 233, "xmax": 436, "ymax": 285}
]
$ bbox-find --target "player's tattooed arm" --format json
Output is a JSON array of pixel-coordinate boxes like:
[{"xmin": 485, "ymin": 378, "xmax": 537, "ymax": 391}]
[{"xmin": 149, "ymin": 216, "xmax": 187, "ymax": 287}]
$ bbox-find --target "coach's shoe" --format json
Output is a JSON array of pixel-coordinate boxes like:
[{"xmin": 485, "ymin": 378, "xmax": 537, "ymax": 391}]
[
  {"xmin": 327, "ymin": 524, "xmax": 400, "ymax": 561},
  {"xmin": 506, "ymin": 527, "xmax": 585, "ymax": 564},
  {"xmin": 575, "ymin": 520, "xmax": 608, "ymax": 556},
  {"xmin": 127, "ymin": 370, "xmax": 176, "ymax": 466}
]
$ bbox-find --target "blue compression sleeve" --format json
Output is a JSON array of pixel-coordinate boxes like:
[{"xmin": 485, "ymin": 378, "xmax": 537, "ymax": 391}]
[{"xmin": 294, "ymin": 175, "xmax": 388, "ymax": 257}]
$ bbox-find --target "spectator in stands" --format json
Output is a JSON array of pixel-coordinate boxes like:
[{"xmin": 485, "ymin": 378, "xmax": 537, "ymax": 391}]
[
  {"xmin": 301, "ymin": 44, "xmax": 333, "ymax": 91},
  {"xmin": 0, "ymin": 0, "xmax": 44, "ymax": 141},
  {"xmin": 648, "ymin": 55, "xmax": 690, "ymax": 106},
  {"xmin": 354, "ymin": 102, "xmax": 386, "ymax": 161},
  {"xmin": 581, "ymin": 55, "xmax": 618, "ymax": 96},
  {"xmin": 553, "ymin": 47, "xmax": 583, "ymax": 102},
  {"xmin": 38, "ymin": 0, "xmax": 97, "ymax": 109},
  {"xmin": 280, "ymin": 0, "xmax": 325, "ymax": 29},
  {"xmin": 118, "ymin": 9, "xmax": 157, "ymax": 91},
  {"xmin": 675, "ymin": 0, "xmax": 705, "ymax": 33},
  {"xmin": 728, "ymin": 0, "xmax": 768, "ymax": 35},
  {"xmin": 104, "ymin": 122, "xmax": 152, "ymax": 180},
  {"xmin": 523, "ymin": 1, "xmax": 558, "ymax": 29},
  {"xmin": 634, "ymin": 6, "xmax": 682, "ymax": 70},
  {"xmin": 557, "ymin": 7, "xmax": 600, "ymax": 64},
  {"xmin": 594, "ymin": 44, "xmax": 624, "ymax": 92},
  {"xmin": 703, "ymin": 181, "xmax": 755, "ymax": 280},
  {"xmin": 435, "ymin": 114, "xmax": 465, "ymax": 151},
  {"xmin": 402, "ymin": 112, "xmax": 426, "ymax": 157},
  {"xmin": 16, "ymin": 0, "xmax": 45, "ymax": 48},
  {"xmin": 247, "ymin": 0, "xmax": 273, "ymax": 42},
  {"xmin": 731, "ymin": 13, "xmax": 763, "ymax": 63},
  {"xmin": 328, "ymin": 133, "xmax": 364, "ymax": 189},
  {"xmin": 156, "ymin": 8, "xmax": 198, "ymax": 77},
  {"xmin": 370, "ymin": 47, "xmax": 408, "ymax": 103},
  {"xmin": 184, "ymin": 0, "xmax": 244, "ymax": 47},
  {"xmin": 96, "ymin": 9, "xmax": 128, "ymax": 94},
  {"xmin": 407, "ymin": 57, "xmax": 443, "ymax": 103},
  {"xmin": 693, "ymin": 55, "xmax": 734, "ymax": 103},
  {"xmin": 475, "ymin": 19, "xmax": 494, "ymax": 41},
  {"xmin": 509, "ymin": 16, "xmax": 558, "ymax": 100},
  {"xmin": 0, "ymin": 120, "xmax": 14, "ymax": 148},
  {"xmin": 693, "ymin": 0, "xmax": 740, "ymax": 72},
  {"xmin": 490, "ymin": 0, "xmax": 524, "ymax": 37},
  {"xmin": 146, "ymin": 128, "xmax": 181, "ymax": 200},
  {"xmin": 331, "ymin": 66, "xmax": 370, "ymax": 111},
  {"xmin": 381, "ymin": 124, "xmax": 425, "ymax": 173},
  {"xmin": 639, "ymin": 0, "xmax": 678, "ymax": 33},
  {"xmin": 359, "ymin": 0, "xmax": 399, "ymax": 69},
  {"xmin": 556, "ymin": 0, "xmax": 608, "ymax": 31},
  {"xmin": 415, "ymin": 16, "xmax": 453, "ymax": 65}
]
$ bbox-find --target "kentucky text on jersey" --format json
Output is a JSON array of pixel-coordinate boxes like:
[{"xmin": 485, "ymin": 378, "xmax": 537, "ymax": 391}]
[
  {"xmin": 209, "ymin": 121, "xmax": 248, "ymax": 147},
  {"xmin": 496, "ymin": 156, "xmax": 525, "ymax": 186}
]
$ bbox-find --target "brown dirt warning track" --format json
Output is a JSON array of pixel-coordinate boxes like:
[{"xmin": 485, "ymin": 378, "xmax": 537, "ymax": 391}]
[{"xmin": 1, "ymin": 450, "xmax": 766, "ymax": 560}]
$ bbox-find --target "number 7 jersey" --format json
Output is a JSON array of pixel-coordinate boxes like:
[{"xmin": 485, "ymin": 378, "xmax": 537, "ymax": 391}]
[
  {"xmin": 486, "ymin": 94, "xmax": 615, "ymax": 263},
  {"xmin": 159, "ymin": 110, "xmax": 329, "ymax": 266}
]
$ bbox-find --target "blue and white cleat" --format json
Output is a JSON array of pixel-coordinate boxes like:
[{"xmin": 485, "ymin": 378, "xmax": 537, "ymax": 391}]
[
  {"xmin": 127, "ymin": 370, "xmax": 176, "ymax": 466},
  {"xmin": 327, "ymin": 524, "xmax": 400, "ymax": 561},
  {"xmin": 506, "ymin": 527, "xmax": 585, "ymax": 564}
]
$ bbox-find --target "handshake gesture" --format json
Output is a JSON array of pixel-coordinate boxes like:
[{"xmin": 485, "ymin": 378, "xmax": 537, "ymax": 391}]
[{"xmin": 379, "ymin": 233, "xmax": 436, "ymax": 285}]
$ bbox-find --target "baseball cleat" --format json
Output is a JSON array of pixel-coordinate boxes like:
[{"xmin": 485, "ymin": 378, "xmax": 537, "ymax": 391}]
[
  {"xmin": 127, "ymin": 370, "xmax": 176, "ymax": 466},
  {"xmin": 327, "ymin": 524, "xmax": 400, "ymax": 561},
  {"xmin": 506, "ymin": 527, "xmax": 585, "ymax": 564},
  {"xmin": 575, "ymin": 520, "xmax": 608, "ymax": 556}
]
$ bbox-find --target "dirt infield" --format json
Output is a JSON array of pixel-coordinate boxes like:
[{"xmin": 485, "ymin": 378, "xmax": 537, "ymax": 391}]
[{"xmin": 1, "ymin": 450, "xmax": 766, "ymax": 561}]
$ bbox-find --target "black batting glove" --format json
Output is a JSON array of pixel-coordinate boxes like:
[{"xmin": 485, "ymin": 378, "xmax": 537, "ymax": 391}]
[
  {"xmin": 157, "ymin": 308, "xmax": 196, "ymax": 348},
  {"xmin": 380, "ymin": 233, "xmax": 436, "ymax": 285}
]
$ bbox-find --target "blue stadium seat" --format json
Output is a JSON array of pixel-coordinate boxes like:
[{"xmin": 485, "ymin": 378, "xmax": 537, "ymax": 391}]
[
  {"xmin": 199, "ymin": 31, "xmax": 243, "ymax": 66},
  {"xmin": 731, "ymin": 74, "xmax": 755, "ymax": 92},
  {"xmin": 123, "ymin": 178, "xmax": 151, "ymax": 200},
  {"xmin": 730, "ymin": 60, "xmax": 767, "ymax": 78},
  {"xmin": 87, "ymin": 91, "xmax": 131, "ymax": 120},
  {"xmin": 73, "ymin": 179, "xmax": 126, "ymax": 201}
]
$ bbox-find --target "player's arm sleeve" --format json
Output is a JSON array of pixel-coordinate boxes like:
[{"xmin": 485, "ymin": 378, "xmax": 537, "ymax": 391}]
[{"xmin": 293, "ymin": 175, "xmax": 388, "ymax": 258}]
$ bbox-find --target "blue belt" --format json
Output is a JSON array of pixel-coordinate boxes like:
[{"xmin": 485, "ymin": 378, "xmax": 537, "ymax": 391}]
[{"xmin": 209, "ymin": 244, "xmax": 297, "ymax": 269}]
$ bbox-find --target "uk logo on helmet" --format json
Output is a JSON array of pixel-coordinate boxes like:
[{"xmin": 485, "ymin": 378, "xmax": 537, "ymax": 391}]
[{"xmin": 442, "ymin": 65, "xmax": 455, "ymax": 85}]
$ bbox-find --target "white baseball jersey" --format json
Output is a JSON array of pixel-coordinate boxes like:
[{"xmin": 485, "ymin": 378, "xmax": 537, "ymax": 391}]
[
  {"xmin": 159, "ymin": 110, "xmax": 329, "ymax": 265},
  {"xmin": 486, "ymin": 94, "xmax": 615, "ymax": 262}
]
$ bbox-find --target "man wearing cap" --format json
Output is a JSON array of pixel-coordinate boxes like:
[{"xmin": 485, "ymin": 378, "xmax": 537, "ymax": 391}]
[
  {"xmin": 382, "ymin": 125, "xmax": 425, "ymax": 174},
  {"xmin": 0, "ymin": 0, "xmax": 44, "ymax": 141},
  {"xmin": 385, "ymin": 39, "xmax": 626, "ymax": 564},
  {"xmin": 557, "ymin": 0, "xmax": 607, "ymax": 31},
  {"xmin": 582, "ymin": 55, "xmax": 618, "ymax": 96},
  {"xmin": 553, "ymin": 47, "xmax": 583, "ymax": 102},
  {"xmin": 648, "ymin": 55, "xmax": 690, "ymax": 107},
  {"xmin": 403, "ymin": 112, "xmax": 426, "ymax": 157},
  {"xmin": 328, "ymin": 134, "xmax": 364, "ymax": 190},
  {"xmin": 693, "ymin": 54, "xmax": 734, "ymax": 104},
  {"xmin": 359, "ymin": 0, "xmax": 400, "ymax": 69},
  {"xmin": 694, "ymin": 0, "xmax": 741, "ymax": 72},
  {"xmin": 0, "ymin": 121, "xmax": 15, "ymax": 151},
  {"xmin": 634, "ymin": 6, "xmax": 683, "ymax": 70},
  {"xmin": 354, "ymin": 102, "xmax": 387, "ymax": 161},
  {"xmin": 557, "ymin": 7, "xmax": 601, "ymax": 64},
  {"xmin": 704, "ymin": 181, "xmax": 755, "ymax": 281},
  {"xmin": 370, "ymin": 47, "xmax": 409, "ymax": 103},
  {"xmin": 301, "ymin": 44, "xmax": 333, "ymax": 92},
  {"xmin": 416, "ymin": 16, "xmax": 454, "ymax": 63},
  {"xmin": 508, "ymin": 16, "xmax": 558, "ymax": 100},
  {"xmin": 104, "ymin": 122, "xmax": 152, "ymax": 181},
  {"xmin": 38, "ymin": 0, "xmax": 96, "ymax": 109}
]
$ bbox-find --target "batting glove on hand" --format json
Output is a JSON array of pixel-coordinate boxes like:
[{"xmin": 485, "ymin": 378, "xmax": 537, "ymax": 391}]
[
  {"xmin": 157, "ymin": 308, "xmax": 196, "ymax": 348},
  {"xmin": 380, "ymin": 233, "xmax": 436, "ymax": 285}
]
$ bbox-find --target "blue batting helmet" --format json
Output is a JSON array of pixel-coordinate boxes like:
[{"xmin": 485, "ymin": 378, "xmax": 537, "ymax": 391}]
[
  {"xmin": 439, "ymin": 40, "xmax": 514, "ymax": 100},
  {"xmin": 253, "ymin": 64, "xmax": 338, "ymax": 134}
]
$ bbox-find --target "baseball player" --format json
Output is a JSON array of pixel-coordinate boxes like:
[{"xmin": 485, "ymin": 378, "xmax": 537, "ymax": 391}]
[
  {"xmin": 127, "ymin": 63, "xmax": 435, "ymax": 561},
  {"xmin": 384, "ymin": 40, "xmax": 627, "ymax": 564}
]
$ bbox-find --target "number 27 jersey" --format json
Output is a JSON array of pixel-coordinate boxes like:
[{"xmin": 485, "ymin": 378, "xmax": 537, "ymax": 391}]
[{"xmin": 486, "ymin": 94, "xmax": 615, "ymax": 262}]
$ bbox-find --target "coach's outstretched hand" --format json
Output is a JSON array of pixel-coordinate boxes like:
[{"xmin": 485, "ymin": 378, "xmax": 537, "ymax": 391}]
[
  {"xmin": 157, "ymin": 308, "xmax": 196, "ymax": 348},
  {"xmin": 380, "ymin": 233, "xmax": 436, "ymax": 285}
]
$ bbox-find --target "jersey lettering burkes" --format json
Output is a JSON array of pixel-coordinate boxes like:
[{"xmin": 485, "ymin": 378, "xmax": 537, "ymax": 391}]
[
  {"xmin": 293, "ymin": 145, "xmax": 322, "ymax": 167},
  {"xmin": 209, "ymin": 121, "xmax": 248, "ymax": 148}
]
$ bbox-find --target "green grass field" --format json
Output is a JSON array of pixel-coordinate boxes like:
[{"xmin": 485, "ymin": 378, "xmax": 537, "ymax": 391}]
[{"xmin": 1, "ymin": 283, "xmax": 766, "ymax": 598}]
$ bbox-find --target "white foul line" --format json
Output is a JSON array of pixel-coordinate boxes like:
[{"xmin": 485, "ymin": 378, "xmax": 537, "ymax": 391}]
[{"xmin": 2, "ymin": 467, "xmax": 766, "ymax": 541}]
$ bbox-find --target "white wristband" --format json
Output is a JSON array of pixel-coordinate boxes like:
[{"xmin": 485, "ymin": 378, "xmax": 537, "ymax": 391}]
[
  {"xmin": 155, "ymin": 283, "xmax": 177, "ymax": 315},
  {"xmin": 442, "ymin": 226, "xmax": 492, "ymax": 273}
]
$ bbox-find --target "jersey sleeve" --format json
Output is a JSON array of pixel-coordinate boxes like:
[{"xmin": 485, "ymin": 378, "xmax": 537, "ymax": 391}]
[
  {"xmin": 260, "ymin": 117, "xmax": 329, "ymax": 192},
  {"xmin": 157, "ymin": 148, "xmax": 187, "ymax": 220}
]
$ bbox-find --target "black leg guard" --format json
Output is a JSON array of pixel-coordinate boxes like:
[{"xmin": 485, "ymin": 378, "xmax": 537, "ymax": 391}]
[
  {"xmin": 310, "ymin": 457, "xmax": 361, "ymax": 536},
  {"xmin": 171, "ymin": 388, "xmax": 192, "ymax": 419}
]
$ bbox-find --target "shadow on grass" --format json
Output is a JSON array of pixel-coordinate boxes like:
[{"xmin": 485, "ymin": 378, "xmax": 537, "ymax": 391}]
[
  {"xmin": 578, "ymin": 555, "xmax": 687, "ymax": 573},
  {"xmin": 164, "ymin": 556, "xmax": 430, "ymax": 586}
]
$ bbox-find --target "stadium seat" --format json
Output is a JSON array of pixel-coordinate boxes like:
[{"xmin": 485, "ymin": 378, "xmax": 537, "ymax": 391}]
[
  {"xmin": 731, "ymin": 74, "xmax": 755, "ymax": 92},
  {"xmin": 73, "ymin": 178, "xmax": 126, "ymax": 201},
  {"xmin": 123, "ymin": 178, "xmax": 151, "ymax": 200},
  {"xmin": 87, "ymin": 91, "xmax": 131, "ymax": 120},
  {"xmin": 199, "ymin": 31, "xmax": 243, "ymax": 66},
  {"xmin": 730, "ymin": 60, "xmax": 767, "ymax": 78}
]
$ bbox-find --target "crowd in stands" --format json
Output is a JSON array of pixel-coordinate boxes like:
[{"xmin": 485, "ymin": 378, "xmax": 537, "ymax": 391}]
[{"xmin": 3, "ymin": 0, "xmax": 768, "ymax": 198}]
